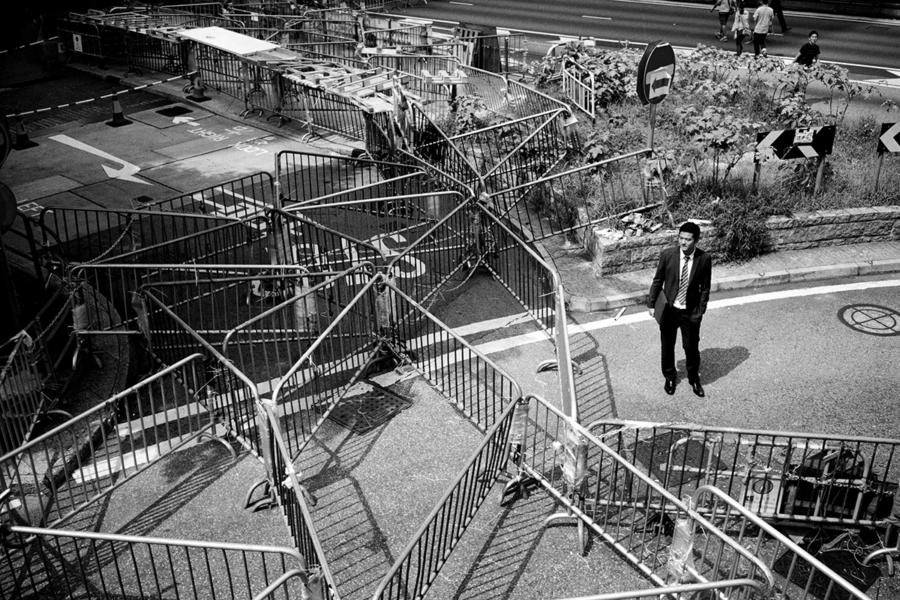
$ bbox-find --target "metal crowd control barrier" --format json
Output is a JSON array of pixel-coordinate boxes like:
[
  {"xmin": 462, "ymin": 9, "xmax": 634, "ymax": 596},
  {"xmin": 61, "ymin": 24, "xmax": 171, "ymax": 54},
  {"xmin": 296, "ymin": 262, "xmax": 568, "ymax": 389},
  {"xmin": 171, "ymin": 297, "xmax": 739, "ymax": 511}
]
[
  {"xmin": 38, "ymin": 207, "xmax": 235, "ymax": 265},
  {"xmin": 482, "ymin": 209, "xmax": 558, "ymax": 339},
  {"xmin": 68, "ymin": 218, "xmax": 268, "ymax": 335},
  {"xmin": 0, "ymin": 354, "xmax": 230, "ymax": 529},
  {"xmin": 142, "ymin": 172, "xmax": 275, "ymax": 217},
  {"xmin": 388, "ymin": 280, "xmax": 521, "ymax": 432},
  {"xmin": 562, "ymin": 58, "xmax": 597, "ymax": 122},
  {"xmin": 504, "ymin": 395, "xmax": 874, "ymax": 600},
  {"xmin": 56, "ymin": 19, "xmax": 105, "ymax": 64},
  {"xmin": 373, "ymin": 395, "xmax": 523, "ymax": 600},
  {"xmin": 488, "ymin": 148, "xmax": 657, "ymax": 242},
  {"xmin": 0, "ymin": 522, "xmax": 312, "ymax": 600},
  {"xmin": 260, "ymin": 400, "xmax": 341, "ymax": 599},
  {"xmin": 0, "ymin": 334, "xmax": 52, "ymax": 455},
  {"xmin": 269, "ymin": 273, "xmax": 382, "ymax": 460},
  {"xmin": 286, "ymin": 191, "xmax": 464, "ymax": 280},
  {"xmin": 139, "ymin": 292, "xmax": 264, "ymax": 456},
  {"xmin": 588, "ymin": 419, "xmax": 900, "ymax": 528},
  {"xmin": 277, "ymin": 150, "xmax": 423, "ymax": 205},
  {"xmin": 383, "ymin": 197, "xmax": 475, "ymax": 308},
  {"xmin": 221, "ymin": 268, "xmax": 372, "ymax": 389}
]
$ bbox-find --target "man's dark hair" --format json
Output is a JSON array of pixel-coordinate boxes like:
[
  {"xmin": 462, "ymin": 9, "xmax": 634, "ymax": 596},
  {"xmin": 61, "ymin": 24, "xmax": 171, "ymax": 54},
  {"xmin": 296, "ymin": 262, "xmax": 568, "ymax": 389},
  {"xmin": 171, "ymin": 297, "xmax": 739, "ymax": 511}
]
[
  {"xmin": 809, "ymin": 30, "xmax": 818, "ymax": 37},
  {"xmin": 679, "ymin": 221, "xmax": 701, "ymax": 240},
  {"xmin": 760, "ymin": 0, "xmax": 769, "ymax": 5}
]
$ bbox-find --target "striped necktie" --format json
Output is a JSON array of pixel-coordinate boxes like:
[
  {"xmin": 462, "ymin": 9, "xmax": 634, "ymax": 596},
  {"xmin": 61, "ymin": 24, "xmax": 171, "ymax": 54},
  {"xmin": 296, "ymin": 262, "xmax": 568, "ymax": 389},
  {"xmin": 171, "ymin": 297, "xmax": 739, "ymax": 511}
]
[{"xmin": 676, "ymin": 255, "xmax": 690, "ymax": 306}]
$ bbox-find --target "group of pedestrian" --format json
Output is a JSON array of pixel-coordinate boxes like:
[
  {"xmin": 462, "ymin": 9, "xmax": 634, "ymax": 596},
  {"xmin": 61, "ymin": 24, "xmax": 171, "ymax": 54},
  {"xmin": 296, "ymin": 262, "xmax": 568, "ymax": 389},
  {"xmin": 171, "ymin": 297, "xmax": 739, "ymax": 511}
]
[{"xmin": 710, "ymin": 0, "xmax": 819, "ymax": 64}]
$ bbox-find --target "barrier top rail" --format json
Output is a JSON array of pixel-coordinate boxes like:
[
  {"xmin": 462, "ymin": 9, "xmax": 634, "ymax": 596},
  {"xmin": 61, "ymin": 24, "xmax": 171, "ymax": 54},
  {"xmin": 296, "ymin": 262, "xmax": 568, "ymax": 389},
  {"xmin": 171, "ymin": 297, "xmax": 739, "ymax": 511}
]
[{"xmin": 284, "ymin": 172, "xmax": 430, "ymax": 209}]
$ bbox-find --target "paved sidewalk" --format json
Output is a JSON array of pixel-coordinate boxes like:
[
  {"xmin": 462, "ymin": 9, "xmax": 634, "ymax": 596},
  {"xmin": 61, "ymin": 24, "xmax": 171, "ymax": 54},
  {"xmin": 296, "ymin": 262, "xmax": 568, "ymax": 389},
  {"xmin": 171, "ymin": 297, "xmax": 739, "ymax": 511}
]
[{"xmin": 548, "ymin": 238, "xmax": 900, "ymax": 312}]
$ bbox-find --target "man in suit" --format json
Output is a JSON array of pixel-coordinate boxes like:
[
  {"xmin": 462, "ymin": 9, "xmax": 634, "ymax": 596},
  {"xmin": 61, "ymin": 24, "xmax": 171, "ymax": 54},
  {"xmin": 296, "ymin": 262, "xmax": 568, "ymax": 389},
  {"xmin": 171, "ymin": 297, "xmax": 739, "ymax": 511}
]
[{"xmin": 647, "ymin": 222, "xmax": 712, "ymax": 397}]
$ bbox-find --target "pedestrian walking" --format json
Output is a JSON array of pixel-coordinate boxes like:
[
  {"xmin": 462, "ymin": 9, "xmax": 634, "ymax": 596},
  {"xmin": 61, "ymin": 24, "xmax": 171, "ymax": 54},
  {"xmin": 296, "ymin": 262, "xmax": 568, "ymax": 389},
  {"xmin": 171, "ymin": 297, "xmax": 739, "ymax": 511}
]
[
  {"xmin": 770, "ymin": 0, "xmax": 791, "ymax": 32},
  {"xmin": 647, "ymin": 222, "xmax": 712, "ymax": 398},
  {"xmin": 793, "ymin": 30, "xmax": 820, "ymax": 66},
  {"xmin": 752, "ymin": 0, "xmax": 775, "ymax": 57},
  {"xmin": 711, "ymin": 0, "xmax": 733, "ymax": 42},
  {"xmin": 731, "ymin": 3, "xmax": 750, "ymax": 56}
]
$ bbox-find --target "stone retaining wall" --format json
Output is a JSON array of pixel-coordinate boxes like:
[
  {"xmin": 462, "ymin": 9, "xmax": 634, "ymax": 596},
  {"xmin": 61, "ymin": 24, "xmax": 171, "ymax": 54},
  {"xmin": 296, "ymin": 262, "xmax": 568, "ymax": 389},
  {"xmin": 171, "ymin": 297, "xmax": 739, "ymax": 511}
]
[{"xmin": 591, "ymin": 206, "xmax": 900, "ymax": 276}]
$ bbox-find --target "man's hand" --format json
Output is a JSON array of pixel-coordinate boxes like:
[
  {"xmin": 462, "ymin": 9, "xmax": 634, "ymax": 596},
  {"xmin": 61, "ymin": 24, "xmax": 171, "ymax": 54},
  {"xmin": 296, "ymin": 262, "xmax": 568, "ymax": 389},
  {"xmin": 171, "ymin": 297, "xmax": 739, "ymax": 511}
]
[{"xmin": 648, "ymin": 308, "xmax": 655, "ymax": 319}]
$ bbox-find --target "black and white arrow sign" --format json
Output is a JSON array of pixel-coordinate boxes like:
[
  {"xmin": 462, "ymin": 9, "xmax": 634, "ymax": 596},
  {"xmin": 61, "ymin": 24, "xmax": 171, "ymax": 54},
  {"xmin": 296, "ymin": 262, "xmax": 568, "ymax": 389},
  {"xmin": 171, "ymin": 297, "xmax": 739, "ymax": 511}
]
[
  {"xmin": 755, "ymin": 125, "xmax": 836, "ymax": 161},
  {"xmin": 877, "ymin": 122, "xmax": 900, "ymax": 154}
]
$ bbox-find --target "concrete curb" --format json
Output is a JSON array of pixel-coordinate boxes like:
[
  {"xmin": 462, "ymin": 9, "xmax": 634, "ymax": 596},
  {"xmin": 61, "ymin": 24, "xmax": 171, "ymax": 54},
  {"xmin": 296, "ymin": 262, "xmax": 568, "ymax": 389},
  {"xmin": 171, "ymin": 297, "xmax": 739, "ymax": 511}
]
[{"xmin": 565, "ymin": 258, "xmax": 900, "ymax": 312}]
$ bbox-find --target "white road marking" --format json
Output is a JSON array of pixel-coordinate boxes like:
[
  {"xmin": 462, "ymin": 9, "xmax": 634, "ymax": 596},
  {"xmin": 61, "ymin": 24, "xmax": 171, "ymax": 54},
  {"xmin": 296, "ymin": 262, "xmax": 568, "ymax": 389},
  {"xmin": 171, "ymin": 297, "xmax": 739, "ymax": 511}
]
[
  {"xmin": 49, "ymin": 134, "xmax": 151, "ymax": 186},
  {"xmin": 466, "ymin": 278, "xmax": 900, "ymax": 357},
  {"xmin": 582, "ymin": 15, "xmax": 612, "ymax": 20}
]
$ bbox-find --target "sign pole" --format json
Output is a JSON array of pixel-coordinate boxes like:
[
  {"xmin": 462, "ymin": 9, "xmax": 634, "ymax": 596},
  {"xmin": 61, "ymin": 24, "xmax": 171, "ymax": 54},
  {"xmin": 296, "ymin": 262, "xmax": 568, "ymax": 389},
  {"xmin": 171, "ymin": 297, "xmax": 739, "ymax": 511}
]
[
  {"xmin": 648, "ymin": 103, "xmax": 657, "ymax": 150},
  {"xmin": 814, "ymin": 155, "xmax": 826, "ymax": 195},
  {"xmin": 873, "ymin": 154, "xmax": 885, "ymax": 192}
]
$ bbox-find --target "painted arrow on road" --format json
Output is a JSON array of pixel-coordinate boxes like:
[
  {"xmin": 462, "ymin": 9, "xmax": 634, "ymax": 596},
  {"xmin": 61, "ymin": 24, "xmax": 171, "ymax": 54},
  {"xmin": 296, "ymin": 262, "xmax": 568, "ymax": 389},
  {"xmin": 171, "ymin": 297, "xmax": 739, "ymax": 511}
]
[
  {"xmin": 50, "ymin": 134, "xmax": 151, "ymax": 185},
  {"xmin": 878, "ymin": 122, "xmax": 900, "ymax": 154},
  {"xmin": 173, "ymin": 116, "xmax": 196, "ymax": 125}
]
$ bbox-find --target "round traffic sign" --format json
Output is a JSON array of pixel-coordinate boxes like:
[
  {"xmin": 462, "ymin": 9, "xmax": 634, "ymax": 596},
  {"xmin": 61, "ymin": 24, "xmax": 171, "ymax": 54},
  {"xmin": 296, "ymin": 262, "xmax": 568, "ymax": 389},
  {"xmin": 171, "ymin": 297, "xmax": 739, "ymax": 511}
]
[{"xmin": 637, "ymin": 41, "xmax": 677, "ymax": 106}]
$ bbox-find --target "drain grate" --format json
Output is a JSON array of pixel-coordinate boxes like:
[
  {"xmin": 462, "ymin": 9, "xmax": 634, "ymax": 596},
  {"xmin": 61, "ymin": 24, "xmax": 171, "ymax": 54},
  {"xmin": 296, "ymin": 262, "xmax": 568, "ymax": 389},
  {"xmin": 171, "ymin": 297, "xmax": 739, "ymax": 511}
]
[
  {"xmin": 156, "ymin": 105, "xmax": 193, "ymax": 117},
  {"xmin": 326, "ymin": 383, "xmax": 413, "ymax": 434}
]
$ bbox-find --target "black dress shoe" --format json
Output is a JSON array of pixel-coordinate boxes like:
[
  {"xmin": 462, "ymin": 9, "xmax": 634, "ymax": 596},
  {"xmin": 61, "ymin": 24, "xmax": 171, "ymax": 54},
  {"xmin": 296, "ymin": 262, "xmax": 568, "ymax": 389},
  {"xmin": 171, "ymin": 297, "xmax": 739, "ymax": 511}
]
[
  {"xmin": 664, "ymin": 379, "xmax": 676, "ymax": 395},
  {"xmin": 690, "ymin": 381, "xmax": 705, "ymax": 397}
]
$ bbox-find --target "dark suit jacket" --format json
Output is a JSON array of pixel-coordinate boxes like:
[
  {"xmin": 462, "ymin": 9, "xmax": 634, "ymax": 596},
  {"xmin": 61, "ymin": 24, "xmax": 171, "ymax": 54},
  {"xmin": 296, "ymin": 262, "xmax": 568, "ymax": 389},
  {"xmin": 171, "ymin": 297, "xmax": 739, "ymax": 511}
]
[{"xmin": 647, "ymin": 246, "xmax": 712, "ymax": 323}]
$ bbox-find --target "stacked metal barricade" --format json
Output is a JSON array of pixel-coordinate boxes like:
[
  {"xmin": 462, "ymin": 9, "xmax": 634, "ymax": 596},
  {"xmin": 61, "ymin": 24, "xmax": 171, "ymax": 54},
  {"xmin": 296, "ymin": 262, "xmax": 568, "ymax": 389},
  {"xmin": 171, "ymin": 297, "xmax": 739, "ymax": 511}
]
[{"xmin": 2, "ymin": 3, "xmax": 898, "ymax": 600}]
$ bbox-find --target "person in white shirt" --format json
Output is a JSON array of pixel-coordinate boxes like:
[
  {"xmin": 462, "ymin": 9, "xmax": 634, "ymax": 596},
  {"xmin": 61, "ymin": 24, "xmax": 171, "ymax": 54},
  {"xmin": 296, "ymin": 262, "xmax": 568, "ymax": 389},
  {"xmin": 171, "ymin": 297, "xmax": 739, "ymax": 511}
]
[
  {"xmin": 752, "ymin": 0, "xmax": 775, "ymax": 57},
  {"xmin": 731, "ymin": 2, "xmax": 751, "ymax": 56}
]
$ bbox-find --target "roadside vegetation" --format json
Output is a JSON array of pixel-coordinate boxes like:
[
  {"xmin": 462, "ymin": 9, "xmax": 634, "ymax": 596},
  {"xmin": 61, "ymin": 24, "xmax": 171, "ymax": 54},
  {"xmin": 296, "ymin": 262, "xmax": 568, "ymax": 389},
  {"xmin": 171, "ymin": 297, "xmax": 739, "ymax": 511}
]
[{"xmin": 518, "ymin": 43, "xmax": 900, "ymax": 262}]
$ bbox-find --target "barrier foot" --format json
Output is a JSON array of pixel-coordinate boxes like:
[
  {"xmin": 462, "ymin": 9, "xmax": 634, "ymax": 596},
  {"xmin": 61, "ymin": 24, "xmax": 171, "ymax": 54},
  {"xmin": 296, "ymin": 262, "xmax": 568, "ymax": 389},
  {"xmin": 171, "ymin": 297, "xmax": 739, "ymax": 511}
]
[
  {"xmin": 197, "ymin": 430, "xmax": 238, "ymax": 460},
  {"xmin": 536, "ymin": 359, "xmax": 583, "ymax": 375},
  {"xmin": 498, "ymin": 473, "xmax": 537, "ymax": 506},
  {"xmin": 125, "ymin": 64, "xmax": 143, "ymax": 77},
  {"xmin": 244, "ymin": 478, "xmax": 277, "ymax": 512},
  {"xmin": 266, "ymin": 112, "xmax": 291, "ymax": 127},
  {"xmin": 544, "ymin": 508, "xmax": 589, "ymax": 555},
  {"xmin": 240, "ymin": 107, "xmax": 264, "ymax": 119}
]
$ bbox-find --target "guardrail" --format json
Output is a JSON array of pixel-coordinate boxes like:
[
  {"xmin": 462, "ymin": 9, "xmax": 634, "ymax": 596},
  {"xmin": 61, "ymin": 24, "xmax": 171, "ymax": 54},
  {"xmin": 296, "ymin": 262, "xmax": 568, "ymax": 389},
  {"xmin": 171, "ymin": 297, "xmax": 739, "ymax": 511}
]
[
  {"xmin": 588, "ymin": 419, "xmax": 900, "ymax": 528},
  {"xmin": 0, "ymin": 354, "xmax": 227, "ymax": 529},
  {"xmin": 0, "ymin": 521, "xmax": 312, "ymax": 600}
]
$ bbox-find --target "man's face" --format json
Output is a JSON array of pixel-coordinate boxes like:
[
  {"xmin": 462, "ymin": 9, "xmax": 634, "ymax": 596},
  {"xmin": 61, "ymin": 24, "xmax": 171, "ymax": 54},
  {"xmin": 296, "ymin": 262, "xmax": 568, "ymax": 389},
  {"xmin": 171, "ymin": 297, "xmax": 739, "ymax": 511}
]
[
  {"xmin": 809, "ymin": 34, "xmax": 818, "ymax": 44},
  {"xmin": 678, "ymin": 232, "xmax": 697, "ymax": 255}
]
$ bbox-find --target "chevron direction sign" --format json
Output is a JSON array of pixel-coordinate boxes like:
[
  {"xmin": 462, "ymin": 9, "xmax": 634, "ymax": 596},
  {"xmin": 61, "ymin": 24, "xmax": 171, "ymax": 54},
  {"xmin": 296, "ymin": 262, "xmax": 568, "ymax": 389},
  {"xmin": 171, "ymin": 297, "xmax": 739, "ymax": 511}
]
[
  {"xmin": 877, "ymin": 122, "xmax": 900, "ymax": 154},
  {"xmin": 755, "ymin": 125, "xmax": 836, "ymax": 161}
]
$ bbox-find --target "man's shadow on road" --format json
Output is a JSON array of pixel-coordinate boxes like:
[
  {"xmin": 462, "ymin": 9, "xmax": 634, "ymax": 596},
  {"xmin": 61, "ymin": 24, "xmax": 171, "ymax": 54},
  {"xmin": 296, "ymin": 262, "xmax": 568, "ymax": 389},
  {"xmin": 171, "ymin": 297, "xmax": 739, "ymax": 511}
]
[{"xmin": 677, "ymin": 346, "xmax": 750, "ymax": 385}]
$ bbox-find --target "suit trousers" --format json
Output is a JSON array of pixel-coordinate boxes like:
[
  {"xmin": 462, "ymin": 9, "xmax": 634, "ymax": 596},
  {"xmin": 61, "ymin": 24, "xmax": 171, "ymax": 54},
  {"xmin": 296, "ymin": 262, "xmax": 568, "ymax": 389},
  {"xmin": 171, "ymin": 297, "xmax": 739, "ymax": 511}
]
[{"xmin": 659, "ymin": 306, "xmax": 701, "ymax": 382}]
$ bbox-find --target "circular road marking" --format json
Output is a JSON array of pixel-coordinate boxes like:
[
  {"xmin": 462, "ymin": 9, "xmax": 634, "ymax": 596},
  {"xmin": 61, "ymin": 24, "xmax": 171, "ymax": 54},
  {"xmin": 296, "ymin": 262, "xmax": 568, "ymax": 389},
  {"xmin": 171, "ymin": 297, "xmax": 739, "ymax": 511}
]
[{"xmin": 837, "ymin": 304, "xmax": 900, "ymax": 337}]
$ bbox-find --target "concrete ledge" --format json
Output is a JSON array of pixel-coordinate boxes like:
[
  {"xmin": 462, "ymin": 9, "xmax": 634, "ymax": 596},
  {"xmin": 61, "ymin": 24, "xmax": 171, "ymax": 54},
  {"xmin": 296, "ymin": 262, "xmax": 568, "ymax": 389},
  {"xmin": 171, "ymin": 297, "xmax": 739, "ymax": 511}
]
[
  {"xmin": 788, "ymin": 264, "xmax": 859, "ymax": 282},
  {"xmin": 859, "ymin": 258, "xmax": 900, "ymax": 276}
]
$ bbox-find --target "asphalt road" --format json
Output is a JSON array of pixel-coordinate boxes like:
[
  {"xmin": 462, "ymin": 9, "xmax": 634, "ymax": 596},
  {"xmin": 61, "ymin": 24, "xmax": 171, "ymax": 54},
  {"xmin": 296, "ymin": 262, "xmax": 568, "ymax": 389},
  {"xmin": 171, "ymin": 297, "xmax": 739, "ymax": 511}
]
[
  {"xmin": 445, "ymin": 273, "xmax": 900, "ymax": 439},
  {"xmin": 396, "ymin": 0, "xmax": 900, "ymax": 75}
]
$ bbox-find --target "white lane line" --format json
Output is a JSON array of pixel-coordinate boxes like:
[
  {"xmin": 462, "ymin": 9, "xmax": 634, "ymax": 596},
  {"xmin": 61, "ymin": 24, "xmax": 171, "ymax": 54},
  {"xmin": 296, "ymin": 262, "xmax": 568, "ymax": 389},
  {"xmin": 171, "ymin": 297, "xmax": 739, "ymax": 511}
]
[
  {"xmin": 449, "ymin": 1, "xmax": 473, "ymax": 4},
  {"xmin": 582, "ymin": 15, "xmax": 612, "ymax": 21},
  {"xmin": 464, "ymin": 278, "xmax": 900, "ymax": 357}
]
